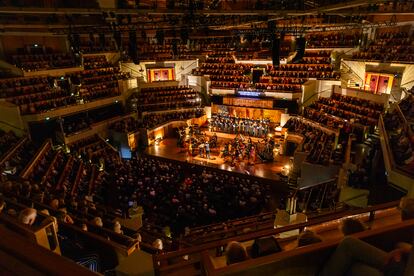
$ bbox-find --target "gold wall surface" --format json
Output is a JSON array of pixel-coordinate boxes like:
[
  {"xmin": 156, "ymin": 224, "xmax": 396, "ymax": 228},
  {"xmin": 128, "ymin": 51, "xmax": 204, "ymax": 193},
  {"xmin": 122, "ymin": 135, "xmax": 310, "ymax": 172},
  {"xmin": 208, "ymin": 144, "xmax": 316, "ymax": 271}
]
[
  {"xmin": 223, "ymin": 96, "xmax": 274, "ymax": 109},
  {"xmin": 212, "ymin": 103, "xmax": 282, "ymax": 123}
]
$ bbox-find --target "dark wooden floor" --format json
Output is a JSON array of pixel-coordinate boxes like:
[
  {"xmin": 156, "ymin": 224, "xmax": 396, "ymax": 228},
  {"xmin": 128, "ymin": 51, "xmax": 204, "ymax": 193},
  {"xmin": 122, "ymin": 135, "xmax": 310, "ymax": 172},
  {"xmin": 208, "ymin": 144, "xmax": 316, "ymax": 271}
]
[{"xmin": 145, "ymin": 137, "xmax": 290, "ymax": 182}]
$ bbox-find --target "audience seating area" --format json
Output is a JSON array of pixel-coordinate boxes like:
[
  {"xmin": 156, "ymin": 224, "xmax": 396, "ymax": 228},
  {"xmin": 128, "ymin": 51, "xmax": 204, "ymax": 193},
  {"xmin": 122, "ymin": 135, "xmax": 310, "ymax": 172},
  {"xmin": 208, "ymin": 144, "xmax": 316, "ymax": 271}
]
[
  {"xmin": 0, "ymin": 54, "xmax": 130, "ymax": 115},
  {"xmin": 352, "ymin": 29, "xmax": 414, "ymax": 63},
  {"xmin": 202, "ymin": 212, "xmax": 410, "ymax": 275},
  {"xmin": 0, "ymin": 134, "xmax": 150, "ymax": 271},
  {"xmin": 283, "ymin": 117, "xmax": 338, "ymax": 165},
  {"xmin": 11, "ymin": 47, "xmax": 77, "ymax": 72},
  {"xmin": 234, "ymin": 40, "xmax": 291, "ymax": 60},
  {"xmin": 0, "ymin": 129, "xmax": 287, "ymax": 273},
  {"xmin": 296, "ymin": 92, "xmax": 385, "ymax": 167},
  {"xmin": 109, "ymin": 116, "xmax": 140, "ymax": 133},
  {"xmin": 0, "ymin": 137, "xmax": 40, "ymax": 176},
  {"xmin": 142, "ymin": 108, "xmax": 205, "ymax": 129},
  {"xmin": 80, "ymin": 39, "xmax": 117, "ymax": 54},
  {"xmin": 62, "ymin": 103, "xmax": 124, "ymax": 136},
  {"xmin": 69, "ymin": 56, "xmax": 129, "ymax": 102},
  {"xmin": 0, "ymin": 130, "xmax": 21, "ymax": 158},
  {"xmin": 383, "ymin": 91, "xmax": 414, "ymax": 176},
  {"xmin": 137, "ymin": 86, "xmax": 200, "ymax": 111},
  {"xmin": 0, "ymin": 76, "xmax": 75, "ymax": 114},
  {"xmin": 399, "ymin": 88, "xmax": 414, "ymax": 122},
  {"xmin": 192, "ymin": 53, "xmax": 253, "ymax": 89},
  {"xmin": 154, "ymin": 200, "xmax": 403, "ymax": 276},
  {"xmin": 140, "ymin": 41, "xmax": 195, "ymax": 61},
  {"xmin": 3, "ymin": 138, "xmax": 406, "ymax": 276},
  {"xmin": 307, "ymin": 93, "xmax": 383, "ymax": 132},
  {"xmin": 306, "ymin": 31, "xmax": 361, "ymax": 48},
  {"xmin": 105, "ymin": 155, "xmax": 272, "ymax": 235},
  {"xmin": 193, "ymin": 50, "xmax": 339, "ymax": 92}
]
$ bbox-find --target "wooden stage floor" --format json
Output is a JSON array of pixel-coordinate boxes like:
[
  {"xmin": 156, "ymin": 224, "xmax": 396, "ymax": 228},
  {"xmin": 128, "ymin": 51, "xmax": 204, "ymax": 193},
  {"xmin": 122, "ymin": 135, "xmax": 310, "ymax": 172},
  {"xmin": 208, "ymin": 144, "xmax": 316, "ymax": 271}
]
[{"xmin": 145, "ymin": 136, "xmax": 290, "ymax": 182}]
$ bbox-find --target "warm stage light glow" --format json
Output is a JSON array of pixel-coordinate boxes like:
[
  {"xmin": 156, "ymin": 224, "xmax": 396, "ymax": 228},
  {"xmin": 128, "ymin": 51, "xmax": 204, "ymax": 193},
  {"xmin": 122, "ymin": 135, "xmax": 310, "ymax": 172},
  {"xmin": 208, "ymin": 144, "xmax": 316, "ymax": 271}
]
[{"xmin": 155, "ymin": 136, "xmax": 163, "ymax": 146}]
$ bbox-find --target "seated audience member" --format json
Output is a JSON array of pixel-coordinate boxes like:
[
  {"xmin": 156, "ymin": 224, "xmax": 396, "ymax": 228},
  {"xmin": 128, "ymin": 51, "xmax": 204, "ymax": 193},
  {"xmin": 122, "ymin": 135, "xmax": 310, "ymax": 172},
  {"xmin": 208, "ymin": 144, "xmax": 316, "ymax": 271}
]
[
  {"xmin": 81, "ymin": 223, "xmax": 88, "ymax": 232},
  {"xmin": 320, "ymin": 197, "xmax": 414, "ymax": 276},
  {"xmin": 133, "ymin": 233, "xmax": 142, "ymax": 250},
  {"xmin": 92, "ymin": 217, "xmax": 103, "ymax": 227},
  {"xmin": 18, "ymin": 208, "xmax": 37, "ymax": 226},
  {"xmin": 113, "ymin": 221, "xmax": 123, "ymax": 234},
  {"xmin": 340, "ymin": 218, "xmax": 366, "ymax": 236},
  {"xmin": 135, "ymin": 233, "xmax": 142, "ymax": 242},
  {"xmin": 50, "ymin": 198, "xmax": 59, "ymax": 209},
  {"xmin": 297, "ymin": 230, "xmax": 323, "ymax": 247},
  {"xmin": 225, "ymin": 241, "xmax": 248, "ymax": 265},
  {"xmin": 54, "ymin": 209, "xmax": 74, "ymax": 224},
  {"xmin": 153, "ymin": 239, "xmax": 164, "ymax": 251}
]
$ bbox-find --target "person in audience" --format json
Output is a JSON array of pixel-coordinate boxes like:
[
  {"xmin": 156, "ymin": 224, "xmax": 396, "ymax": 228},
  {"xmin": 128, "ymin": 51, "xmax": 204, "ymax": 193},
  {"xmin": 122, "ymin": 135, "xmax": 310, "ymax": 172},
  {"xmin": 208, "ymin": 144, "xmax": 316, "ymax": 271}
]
[
  {"xmin": 134, "ymin": 233, "xmax": 142, "ymax": 243},
  {"xmin": 18, "ymin": 208, "xmax": 37, "ymax": 226},
  {"xmin": 297, "ymin": 230, "xmax": 323, "ymax": 247},
  {"xmin": 153, "ymin": 239, "xmax": 164, "ymax": 251},
  {"xmin": 56, "ymin": 210, "xmax": 75, "ymax": 224},
  {"xmin": 320, "ymin": 197, "xmax": 414, "ymax": 276},
  {"xmin": 92, "ymin": 217, "xmax": 103, "ymax": 227},
  {"xmin": 137, "ymin": 86, "xmax": 200, "ymax": 112},
  {"xmin": 226, "ymin": 241, "xmax": 248, "ymax": 265},
  {"xmin": 340, "ymin": 218, "xmax": 366, "ymax": 236},
  {"xmin": 284, "ymin": 117, "xmax": 337, "ymax": 165},
  {"xmin": 113, "ymin": 221, "xmax": 123, "ymax": 234},
  {"xmin": 81, "ymin": 223, "xmax": 88, "ymax": 231},
  {"xmin": 50, "ymin": 198, "xmax": 59, "ymax": 209}
]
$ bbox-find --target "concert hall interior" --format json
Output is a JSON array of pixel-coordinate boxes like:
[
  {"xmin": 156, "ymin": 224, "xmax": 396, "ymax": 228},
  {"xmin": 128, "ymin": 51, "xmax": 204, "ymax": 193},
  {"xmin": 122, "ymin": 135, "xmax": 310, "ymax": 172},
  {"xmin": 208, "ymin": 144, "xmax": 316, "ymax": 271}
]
[{"xmin": 1, "ymin": 0, "xmax": 414, "ymax": 275}]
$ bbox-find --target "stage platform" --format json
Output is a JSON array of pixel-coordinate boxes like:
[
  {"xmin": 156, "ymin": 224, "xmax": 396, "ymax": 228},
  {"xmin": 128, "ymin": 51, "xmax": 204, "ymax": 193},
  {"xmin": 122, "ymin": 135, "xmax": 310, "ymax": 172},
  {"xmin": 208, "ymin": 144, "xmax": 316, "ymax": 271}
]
[
  {"xmin": 145, "ymin": 137, "xmax": 290, "ymax": 182},
  {"xmin": 204, "ymin": 130, "xmax": 269, "ymax": 143}
]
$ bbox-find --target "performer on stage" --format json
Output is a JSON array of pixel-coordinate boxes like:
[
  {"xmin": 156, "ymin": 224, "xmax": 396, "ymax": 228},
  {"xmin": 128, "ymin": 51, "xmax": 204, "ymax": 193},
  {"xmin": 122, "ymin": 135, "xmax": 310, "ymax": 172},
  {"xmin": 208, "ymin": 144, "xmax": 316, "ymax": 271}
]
[
  {"xmin": 209, "ymin": 113, "xmax": 271, "ymax": 138},
  {"xmin": 205, "ymin": 141, "xmax": 210, "ymax": 159}
]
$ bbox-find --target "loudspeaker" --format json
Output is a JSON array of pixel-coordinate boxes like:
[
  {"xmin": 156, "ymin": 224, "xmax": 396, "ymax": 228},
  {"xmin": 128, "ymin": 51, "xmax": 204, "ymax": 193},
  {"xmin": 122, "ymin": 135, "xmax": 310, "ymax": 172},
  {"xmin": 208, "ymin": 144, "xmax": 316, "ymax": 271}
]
[
  {"xmin": 129, "ymin": 30, "xmax": 139, "ymax": 64},
  {"xmin": 156, "ymin": 29, "xmax": 164, "ymax": 45},
  {"xmin": 71, "ymin": 34, "xmax": 80, "ymax": 52},
  {"xmin": 286, "ymin": 141, "xmax": 298, "ymax": 156},
  {"xmin": 172, "ymin": 39, "xmax": 178, "ymax": 56},
  {"xmin": 271, "ymin": 37, "xmax": 280, "ymax": 66},
  {"xmin": 139, "ymin": 128, "xmax": 149, "ymax": 147},
  {"xmin": 294, "ymin": 37, "xmax": 306, "ymax": 62},
  {"xmin": 113, "ymin": 30, "xmax": 121, "ymax": 50},
  {"xmin": 180, "ymin": 28, "xmax": 189, "ymax": 43},
  {"xmin": 252, "ymin": 69, "xmax": 263, "ymax": 84},
  {"xmin": 99, "ymin": 33, "xmax": 105, "ymax": 49}
]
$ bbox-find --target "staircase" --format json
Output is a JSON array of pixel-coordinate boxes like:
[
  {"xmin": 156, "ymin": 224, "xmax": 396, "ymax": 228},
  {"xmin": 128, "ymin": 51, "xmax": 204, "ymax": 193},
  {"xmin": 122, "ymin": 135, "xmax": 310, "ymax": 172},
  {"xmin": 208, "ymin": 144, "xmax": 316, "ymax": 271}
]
[{"xmin": 340, "ymin": 66, "xmax": 364, "ymax": 89}]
